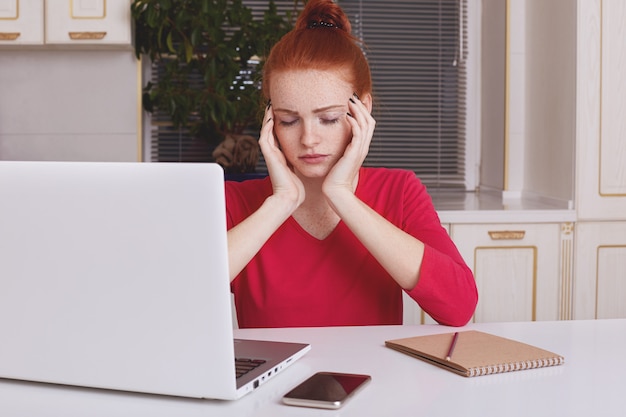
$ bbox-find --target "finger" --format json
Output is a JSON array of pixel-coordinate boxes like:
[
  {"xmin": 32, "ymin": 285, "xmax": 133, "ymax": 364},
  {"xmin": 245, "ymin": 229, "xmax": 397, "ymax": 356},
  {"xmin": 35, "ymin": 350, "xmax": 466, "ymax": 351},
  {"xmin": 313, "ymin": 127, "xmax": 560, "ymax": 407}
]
[
  {"xmin": 348, "ymin": 96, "xmax": 375, "ymax": 144},
  {"xmin": 347, "ymin": 101, "xmax": 368, "ymax": 145},
  {"xmin": 259, "ymin": 107, "xmax": 275, "ymax": 147},
  {"xmin": 349, "ymin": 95, "xmax": 375, "ymax": 130}
]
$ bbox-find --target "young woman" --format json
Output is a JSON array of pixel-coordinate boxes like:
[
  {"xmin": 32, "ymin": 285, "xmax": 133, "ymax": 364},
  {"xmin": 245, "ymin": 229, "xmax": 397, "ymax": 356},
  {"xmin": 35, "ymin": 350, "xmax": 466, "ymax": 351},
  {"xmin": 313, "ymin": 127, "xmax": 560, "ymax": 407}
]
[{"xmin": 225, "ymin": 0, "xmax": 478, "ymax": 328}]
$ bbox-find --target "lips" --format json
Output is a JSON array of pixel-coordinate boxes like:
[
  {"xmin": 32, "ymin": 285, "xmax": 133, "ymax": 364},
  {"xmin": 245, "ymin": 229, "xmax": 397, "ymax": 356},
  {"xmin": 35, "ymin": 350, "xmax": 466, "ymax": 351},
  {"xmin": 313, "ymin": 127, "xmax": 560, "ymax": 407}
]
[{"xmin": 299, "ymin": 154, "xmax": 328, "ymax": 164}]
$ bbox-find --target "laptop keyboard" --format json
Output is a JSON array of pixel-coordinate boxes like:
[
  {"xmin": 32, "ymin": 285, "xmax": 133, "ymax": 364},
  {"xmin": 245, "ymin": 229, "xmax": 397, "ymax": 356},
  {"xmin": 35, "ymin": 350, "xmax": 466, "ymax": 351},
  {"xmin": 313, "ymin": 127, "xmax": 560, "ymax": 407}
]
[{"xmin": 235, "ymin": 358, "xmax": 267, "ymax": 379}]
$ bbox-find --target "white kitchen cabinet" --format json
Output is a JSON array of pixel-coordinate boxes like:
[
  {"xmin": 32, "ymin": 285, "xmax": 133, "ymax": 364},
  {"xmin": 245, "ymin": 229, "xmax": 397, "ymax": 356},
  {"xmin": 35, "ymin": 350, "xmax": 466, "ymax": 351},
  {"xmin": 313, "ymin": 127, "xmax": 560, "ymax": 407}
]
[
  {"xmin": 576, "ymin": 0, "xmax": 626, "ymax": 220},
  {"xmin": 572, "ymin": 0, "xmax": 626, "ymax": 321},
  {"xmin": 449, "ymin": 222, "xmax": 573, "ymax": 323},
  {"xmin": 45, "ymin": 0, "xmax": 131, "ymax": 46},
  {"xmin": 574, "ymin": 222, "xmax": 626, "ymax": 320},
  {"xmin": 0, "ymin": 0, "xmax": 44, "ymax": 45},
  {"xmin": 0, "ymin": 1, "xmax": 131, "ymax": 47}
]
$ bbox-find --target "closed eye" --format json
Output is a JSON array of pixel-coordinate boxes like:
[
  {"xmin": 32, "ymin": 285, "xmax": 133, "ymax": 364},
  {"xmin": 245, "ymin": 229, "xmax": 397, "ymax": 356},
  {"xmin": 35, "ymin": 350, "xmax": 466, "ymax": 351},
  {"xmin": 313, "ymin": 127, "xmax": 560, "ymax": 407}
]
[
  {"xmin": 279, "ymin": 118, "xmax": 298, "ymax": 127},
  {"xmin": 321, "ymin": 118, "xmax": 340, "ymax": 125}
]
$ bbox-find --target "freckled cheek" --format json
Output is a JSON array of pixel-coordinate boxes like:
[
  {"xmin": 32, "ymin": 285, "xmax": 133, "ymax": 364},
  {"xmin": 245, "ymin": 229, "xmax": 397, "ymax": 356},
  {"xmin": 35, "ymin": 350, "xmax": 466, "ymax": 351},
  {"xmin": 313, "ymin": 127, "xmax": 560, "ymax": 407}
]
[
  {"xmin": 340, "ymin": 124, "xmax": 353, "ymax": 145},
  {"xmin": 273, "ymin": 128, "xmax": 298, "ymax": 154}
]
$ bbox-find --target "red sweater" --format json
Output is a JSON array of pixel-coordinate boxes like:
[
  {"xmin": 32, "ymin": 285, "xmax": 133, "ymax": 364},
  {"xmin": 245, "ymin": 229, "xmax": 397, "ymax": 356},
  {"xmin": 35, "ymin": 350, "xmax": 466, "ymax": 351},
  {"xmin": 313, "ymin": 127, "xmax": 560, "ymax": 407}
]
[{"xmin": 226, "ymin": 167, "xmax": 477, "ymax": 328}]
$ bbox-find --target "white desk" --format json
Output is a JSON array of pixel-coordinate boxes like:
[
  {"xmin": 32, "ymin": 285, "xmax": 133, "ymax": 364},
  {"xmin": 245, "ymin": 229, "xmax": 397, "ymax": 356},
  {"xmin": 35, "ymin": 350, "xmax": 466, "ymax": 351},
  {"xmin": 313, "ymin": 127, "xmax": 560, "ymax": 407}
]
[{"xmin": 1, "ymin": 319, "xmax": 625, "ymax": 416}]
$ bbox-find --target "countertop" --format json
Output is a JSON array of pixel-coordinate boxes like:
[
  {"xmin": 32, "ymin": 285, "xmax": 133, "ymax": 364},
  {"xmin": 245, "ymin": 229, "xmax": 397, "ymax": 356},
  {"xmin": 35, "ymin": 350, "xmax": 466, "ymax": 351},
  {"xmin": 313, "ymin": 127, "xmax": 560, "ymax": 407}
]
[{"xmin": 432, "ymin": 191, "xmax": 576, "ymax": 223}]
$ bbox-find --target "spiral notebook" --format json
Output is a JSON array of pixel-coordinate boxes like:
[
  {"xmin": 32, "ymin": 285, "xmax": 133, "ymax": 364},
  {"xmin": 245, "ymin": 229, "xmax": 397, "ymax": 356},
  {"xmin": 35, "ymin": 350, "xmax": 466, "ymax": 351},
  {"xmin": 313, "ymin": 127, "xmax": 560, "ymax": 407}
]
[{"xmin": 385, "ymin": 330, "xmax": 564, "ymax": 377}]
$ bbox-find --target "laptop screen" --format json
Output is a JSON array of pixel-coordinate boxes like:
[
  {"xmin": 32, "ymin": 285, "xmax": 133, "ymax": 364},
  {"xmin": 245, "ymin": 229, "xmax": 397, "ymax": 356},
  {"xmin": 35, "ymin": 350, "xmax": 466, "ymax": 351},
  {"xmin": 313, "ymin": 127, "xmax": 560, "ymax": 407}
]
[{"xmin": 0, "ymin": 161, "xmax": 239, "ymax": 398}]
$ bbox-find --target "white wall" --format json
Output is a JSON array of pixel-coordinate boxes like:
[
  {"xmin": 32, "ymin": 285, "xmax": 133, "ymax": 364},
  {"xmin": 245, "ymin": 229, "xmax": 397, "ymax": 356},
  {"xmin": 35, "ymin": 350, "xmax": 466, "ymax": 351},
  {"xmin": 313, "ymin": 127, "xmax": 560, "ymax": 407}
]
[
  {"xmin": 0, "ymin": 49, "xmax": 140, "ymax": 162},
  {"xmin": 481, "ymin": 0, "xmax": 576, "ymax": 206},
  {"xmin": 523, "ymin": 0, "xmax": 576, "ymax": 205},
  {"xmin": 480, "ymin": 0, "xmax": 506, "ymax": 192}
]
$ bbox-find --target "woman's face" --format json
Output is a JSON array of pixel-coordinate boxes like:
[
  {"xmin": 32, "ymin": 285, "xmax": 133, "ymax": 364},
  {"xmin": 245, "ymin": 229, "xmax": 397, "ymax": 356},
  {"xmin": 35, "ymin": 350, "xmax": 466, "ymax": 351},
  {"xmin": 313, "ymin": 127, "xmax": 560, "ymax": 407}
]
[{"xmin": 269, "ymin": 69, "xmax": 367, "ymax": 179}]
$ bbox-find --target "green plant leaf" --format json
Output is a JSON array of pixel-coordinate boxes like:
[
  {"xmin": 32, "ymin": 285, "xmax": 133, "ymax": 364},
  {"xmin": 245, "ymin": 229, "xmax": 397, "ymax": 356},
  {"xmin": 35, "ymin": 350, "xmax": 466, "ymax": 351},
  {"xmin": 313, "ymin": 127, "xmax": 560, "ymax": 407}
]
[
  {"xmin": 185, "ymin": 42, "xmax": 193, "ymax": 63},
  {"xmin": 166, "ymin": 32, "xmax": 174, "ymax": 53},
  {"xmin": 132, "ymin": 0, "xmax": 298, "ymax": 146}
]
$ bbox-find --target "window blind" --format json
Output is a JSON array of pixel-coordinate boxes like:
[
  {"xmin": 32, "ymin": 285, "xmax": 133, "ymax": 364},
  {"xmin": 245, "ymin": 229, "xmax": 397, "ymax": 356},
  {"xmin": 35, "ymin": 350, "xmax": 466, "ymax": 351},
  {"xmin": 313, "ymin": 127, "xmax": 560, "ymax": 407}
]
[
  {"xmin": 148, "ymin": 0, "xmax": 468, "ymax": 189},
  {"xmin": 341, "ymin": 0, "xmax": 467, "ymax": 189}
]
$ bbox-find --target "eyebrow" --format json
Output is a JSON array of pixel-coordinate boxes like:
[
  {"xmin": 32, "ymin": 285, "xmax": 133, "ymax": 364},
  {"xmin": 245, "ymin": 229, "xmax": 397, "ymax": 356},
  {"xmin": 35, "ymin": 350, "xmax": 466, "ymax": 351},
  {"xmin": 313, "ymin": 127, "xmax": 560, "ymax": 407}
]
[{"xmin": 273, "ymin": 105, "xmax": 346, "ymax": 115}]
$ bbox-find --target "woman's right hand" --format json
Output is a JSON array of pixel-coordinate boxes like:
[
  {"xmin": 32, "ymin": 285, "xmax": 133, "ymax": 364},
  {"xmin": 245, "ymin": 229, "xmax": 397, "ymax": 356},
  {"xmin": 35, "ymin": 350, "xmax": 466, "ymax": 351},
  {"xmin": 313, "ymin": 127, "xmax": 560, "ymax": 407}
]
[
  {"xmin": 227, "ymin": 105, "xmax": 305, "ymax": 281},
  {"xmin": 258, "ymin": 104, "xmax": 305, "ymax": 212}
]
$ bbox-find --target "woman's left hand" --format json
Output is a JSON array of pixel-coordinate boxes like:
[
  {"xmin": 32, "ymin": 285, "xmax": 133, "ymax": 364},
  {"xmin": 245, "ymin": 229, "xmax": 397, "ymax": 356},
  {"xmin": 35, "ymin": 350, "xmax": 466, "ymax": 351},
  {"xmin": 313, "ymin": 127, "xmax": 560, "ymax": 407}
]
[{"xmin": 323, "ymin": 94, "xmax": 376, "ymax": 195}]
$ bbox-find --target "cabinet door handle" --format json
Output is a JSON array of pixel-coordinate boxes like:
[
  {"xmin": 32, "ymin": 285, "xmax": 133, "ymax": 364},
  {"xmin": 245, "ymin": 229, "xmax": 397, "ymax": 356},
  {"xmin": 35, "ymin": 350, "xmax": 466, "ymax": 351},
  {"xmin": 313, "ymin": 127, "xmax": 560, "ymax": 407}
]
[
  {"xmin": 488, "ymin": 230, "xmax": 526, "ymax": 240},
  {"xmin": 68, "ymin": 32, "xmax": 107, "ymax": 40},
  {"xmin": 0, "ymin": 32, "xmax": 20, "ymax": 41}
]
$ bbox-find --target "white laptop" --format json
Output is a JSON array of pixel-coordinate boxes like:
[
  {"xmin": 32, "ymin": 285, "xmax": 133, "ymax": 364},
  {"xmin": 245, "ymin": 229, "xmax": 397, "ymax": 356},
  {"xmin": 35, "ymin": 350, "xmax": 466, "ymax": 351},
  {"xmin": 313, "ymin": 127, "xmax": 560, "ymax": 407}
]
[{"xmin": 0, "ymin": 161, "xmax": 310, "ymax": 400}]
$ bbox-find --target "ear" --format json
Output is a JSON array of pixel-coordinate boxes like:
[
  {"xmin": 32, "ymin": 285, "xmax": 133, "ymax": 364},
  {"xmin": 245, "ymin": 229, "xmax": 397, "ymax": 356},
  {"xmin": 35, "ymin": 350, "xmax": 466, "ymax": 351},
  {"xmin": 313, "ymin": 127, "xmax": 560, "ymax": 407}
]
[{"xmin": 361, "ymin": 93, "xmax": 373, "ymax": 113}]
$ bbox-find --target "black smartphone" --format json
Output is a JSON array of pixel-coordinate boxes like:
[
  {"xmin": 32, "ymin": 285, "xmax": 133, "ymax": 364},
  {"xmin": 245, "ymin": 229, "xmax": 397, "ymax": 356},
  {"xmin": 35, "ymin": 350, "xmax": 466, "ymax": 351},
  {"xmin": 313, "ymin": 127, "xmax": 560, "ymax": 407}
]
[{"xmin": 282, "ymin": 371, "xmax": 371, "ymax": 409}]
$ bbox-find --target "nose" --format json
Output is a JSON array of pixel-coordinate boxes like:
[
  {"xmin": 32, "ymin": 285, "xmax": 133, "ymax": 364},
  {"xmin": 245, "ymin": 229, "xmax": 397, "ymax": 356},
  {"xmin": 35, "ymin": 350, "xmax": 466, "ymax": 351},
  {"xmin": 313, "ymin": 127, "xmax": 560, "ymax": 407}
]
[{"xmin": 300, "ymin": 121, "xmax": 321, "ymax": 147}]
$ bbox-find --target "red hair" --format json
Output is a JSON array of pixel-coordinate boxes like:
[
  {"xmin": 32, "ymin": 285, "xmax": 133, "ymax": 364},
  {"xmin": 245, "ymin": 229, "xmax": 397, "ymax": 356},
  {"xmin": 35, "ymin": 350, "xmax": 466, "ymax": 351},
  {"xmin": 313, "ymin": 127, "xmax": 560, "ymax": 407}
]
[{"xmin": 262, "ymin": 0, "xmax": 372, "ymax": 99}]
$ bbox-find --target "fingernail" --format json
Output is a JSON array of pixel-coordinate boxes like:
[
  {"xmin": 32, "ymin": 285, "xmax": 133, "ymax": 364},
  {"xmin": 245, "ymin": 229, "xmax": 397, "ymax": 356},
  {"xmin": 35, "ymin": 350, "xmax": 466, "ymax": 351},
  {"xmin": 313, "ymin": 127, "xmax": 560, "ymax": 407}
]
[
  {"xmin": 267, "ymin": 117, "xmax": 272, "ymax": 122},
  {"xmin": 349, "ymin": 97, "xmax": 355, "ymax": 104},
  {"xmin": 266, "ymin": 99, "xmax": 272, "ymax": 109},
  {"xmin": 346, "ymin": 112, "xmax": 353, "ymax": 118},
  {"xmin": 353, "ymin": 92, "xmax": 360, "ymax": 100}
]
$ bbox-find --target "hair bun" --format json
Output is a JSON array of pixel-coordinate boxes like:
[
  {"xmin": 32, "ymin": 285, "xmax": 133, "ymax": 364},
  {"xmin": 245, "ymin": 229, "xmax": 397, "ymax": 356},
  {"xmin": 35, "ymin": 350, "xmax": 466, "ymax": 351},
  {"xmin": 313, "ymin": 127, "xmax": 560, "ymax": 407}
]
[{"xmin": 295, "ymin": 0, "xmax": 351, "ymax": 33}]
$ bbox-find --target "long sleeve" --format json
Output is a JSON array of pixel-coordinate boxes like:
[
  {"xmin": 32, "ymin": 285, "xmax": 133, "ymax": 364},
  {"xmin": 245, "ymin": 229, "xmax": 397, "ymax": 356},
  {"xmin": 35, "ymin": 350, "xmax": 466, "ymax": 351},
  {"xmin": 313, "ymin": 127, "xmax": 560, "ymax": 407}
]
[
  {"xmin": 358, "ymin": 168, "xmax": 478, "ymax": 326},
  {"xmin": 407, "ymin": 244, "xmax": 477, "ymax": 326}
]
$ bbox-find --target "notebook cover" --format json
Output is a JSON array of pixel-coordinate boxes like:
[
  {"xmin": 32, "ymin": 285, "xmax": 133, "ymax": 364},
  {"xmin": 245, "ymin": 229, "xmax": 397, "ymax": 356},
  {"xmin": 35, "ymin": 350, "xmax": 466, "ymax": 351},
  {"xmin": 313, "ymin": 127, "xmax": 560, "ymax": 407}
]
[{"xmin": 385, "ymin": 330, "xmax": 565, "ymax": 377}]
